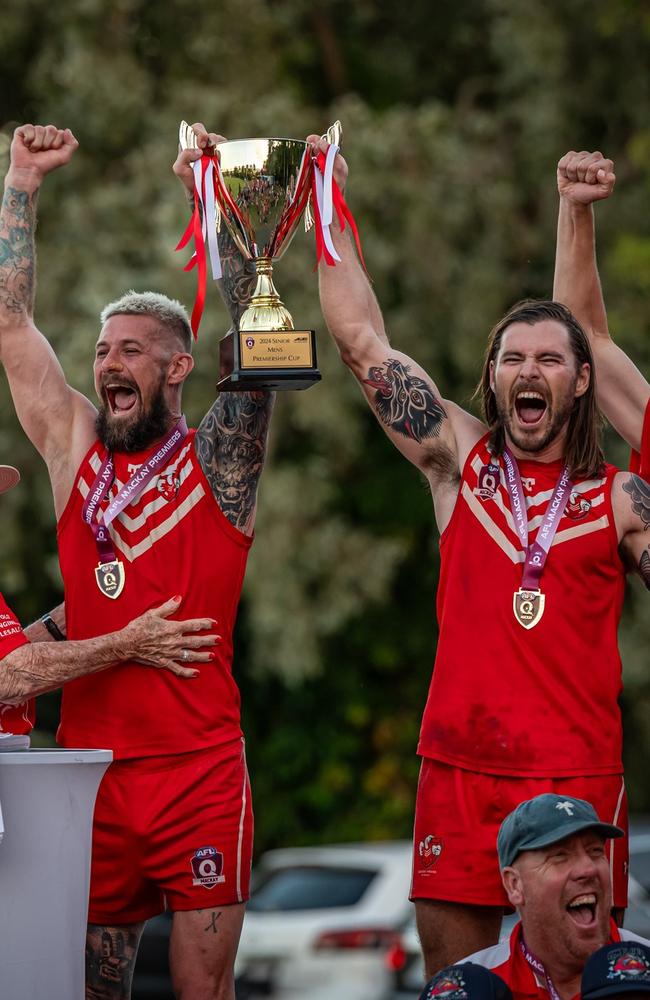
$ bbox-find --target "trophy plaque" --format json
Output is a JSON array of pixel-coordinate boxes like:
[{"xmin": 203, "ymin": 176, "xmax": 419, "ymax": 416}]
[{"xmin": 180, "ymin": 123, "xmax": 335, "ymax": 391}]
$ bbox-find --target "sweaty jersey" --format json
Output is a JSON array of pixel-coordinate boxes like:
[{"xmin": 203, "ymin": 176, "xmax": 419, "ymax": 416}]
[
  {"xmin": 463, "ymin": 919, "xmax": 649, "ymax": 1000},
  {"xmin": 57, "ymin": 430, "xmax": 252, "ymax": 759},
  {"xmin": 418, "ymin": 434, "xmax": 625, "ymax": 777},
  {"xmin": 0, "ymin": 593, "xmax": 33, "ymax": 735}
]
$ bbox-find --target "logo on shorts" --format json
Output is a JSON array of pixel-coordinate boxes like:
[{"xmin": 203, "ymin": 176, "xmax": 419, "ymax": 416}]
[
  {"xmin": 607, "ymin": 948, "xmax": 650, "ymax": 982},
  {"xmin": 190, "ymin": 846, "xmax": 225, "ymax": 888},
  {"xmin": 418, "ymin": 834, "xmax": 443, "ymax": 869}
]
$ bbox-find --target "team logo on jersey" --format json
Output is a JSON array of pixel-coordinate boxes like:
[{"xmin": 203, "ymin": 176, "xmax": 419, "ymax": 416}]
[
  {"xmin": 422, "ymin": 968, "xmax": 468, "ymax": 1000},
  {"xmin": 190, "ymin": 846, "xmax": 225, "ymax": 888},
  {"xmin": 418, "ymin": 834, "xmax": 443, "ymax": 869},
  {"xmin": 157, "ymin": 473, "xmax": 180, "ymax": 502},
  {"xmin": 521, "ymin": 477, "xmax": 536, "ymax": 492},
  {"xmin": 565, "ymin": 490, "xmax": 591, "ymax": 520},
  {"xmin": 606, "ymin": 947, "xmax": 650, "ymax": 982},
  {"xmin": 473, "ymin": 463, "xmax": 500, "ymax": 500}
]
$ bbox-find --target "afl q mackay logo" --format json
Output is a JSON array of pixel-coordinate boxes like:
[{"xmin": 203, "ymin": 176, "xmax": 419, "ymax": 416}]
[
  {"xmin": 190, "ymin": 846, "xmax": 226, "ymax": 889},
  {"xmin": 473, "ymin": 463, "xmax": 500, "ymax": 501},
  {"xmin": 245, "ymin": 337, "xmax": 255, "ymax": 349},
  {"xmin": 419, "ymin": 834, "xmax": 443, "ymax": 870}
]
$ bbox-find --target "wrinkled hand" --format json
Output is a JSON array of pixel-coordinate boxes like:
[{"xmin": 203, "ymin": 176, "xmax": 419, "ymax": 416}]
[
  {"xmin": 557, "ymin": 150, "xmax": 615, "ymax": 205},
  {"xmin": 306, "ymin": 133, "xmax": 348, "ymax": 193},
  {"xmin": 173, "ymin": 122, "xmax": 227, "ymax": 195},
  {"xmin": 10, "ymin": 124, "xmax": 79, "ymax": 179},
  {"xmin": 120, "ymin": 596, "xmax": 221, "ymax": 678}
]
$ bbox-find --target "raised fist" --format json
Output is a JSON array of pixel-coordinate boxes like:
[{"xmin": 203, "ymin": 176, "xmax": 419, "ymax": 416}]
[
  {"xmin": 10, "ymin": 124, "xmax": 79, "ymax": 179},
  {"xmin": 557, "ymin": 150, "xmax": 615, "ymax": 205}
]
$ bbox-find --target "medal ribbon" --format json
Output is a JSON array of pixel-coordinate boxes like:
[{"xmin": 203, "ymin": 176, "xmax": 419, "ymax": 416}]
[
  {"xmin": 82, "ymin": 418, "xmax": 189, "ymax": 565},
  {"xmin": 520, "ymin": 937, "xmax": 562, "ymax": 1000},
  {"xmin": 502, "ymin": 448, "xmax": 573, "ymax": 591}
]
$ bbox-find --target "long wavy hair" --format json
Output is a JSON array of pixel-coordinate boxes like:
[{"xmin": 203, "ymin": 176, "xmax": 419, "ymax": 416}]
[{"xmin": 475, "ymin": 300, "xmax": 604, "ymax": 479}]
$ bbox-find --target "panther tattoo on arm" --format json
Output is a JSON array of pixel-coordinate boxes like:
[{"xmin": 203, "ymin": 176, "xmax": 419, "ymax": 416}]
[
  {"xmin": 195, "ymin": 393, "xmax": 274, "ymax": 533},
  {"xmin": 363, "ymin": 358, "xmax": 447, "ymax": 442}
]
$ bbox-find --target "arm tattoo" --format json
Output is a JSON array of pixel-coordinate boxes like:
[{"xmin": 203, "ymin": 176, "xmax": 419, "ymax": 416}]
[
  {"xmin": 363, "ymin": 358, "xmax": 447, "ymax": 442},
  {"xmin": 622, "ymin": 474, "xmax": 650, "ymax": 530},
  {"xmin": 217, "ymin": 225, "xmax": 257, "ymax": 331},
  {"xmin": 640, "ymin": 550, "xmax": 650, "ymax": 591},
  {"xmin": 0, "ymin": 187, "xmax": 36, "ymax": 315},
  {"xmin": 195, "ymin": 391, "xmax": 274, "ymax": 532},
  {"xmin": 85, "ymin": 924, "xmax": 142, "ymax": 1000}
]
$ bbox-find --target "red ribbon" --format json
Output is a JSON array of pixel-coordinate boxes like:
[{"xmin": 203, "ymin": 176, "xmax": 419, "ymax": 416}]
[{"xmin": 312, "ymin": 147, "xmax": 367, "ymax": 272}]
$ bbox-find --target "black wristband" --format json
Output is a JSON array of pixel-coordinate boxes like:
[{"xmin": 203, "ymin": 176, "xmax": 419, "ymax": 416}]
[{"xmin": 41, "ymin": 614, "xmax": 66, "ymax": 641}]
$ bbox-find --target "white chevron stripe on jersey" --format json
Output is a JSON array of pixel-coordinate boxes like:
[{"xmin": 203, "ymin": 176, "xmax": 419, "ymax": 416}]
[
  {"xmin": 461, "ymin": 482, "xmax": 524, "ymax": 564},
  {"xmin": 553, "ymin": 514, "xmax": 610, "ymax": 547},
  {"xmin": 86, "ymin": 441, "xmax": 195, "ymax": 508},
  {"xmin": 107, "ymin": 483, "xmax": 206, "ymax": 563}
]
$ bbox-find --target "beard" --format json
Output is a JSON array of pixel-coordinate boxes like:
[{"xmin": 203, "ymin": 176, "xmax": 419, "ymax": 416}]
[
  {"xmin": 496, "ymin": 381, "xmax": 577, "ymax": 455},
  {"xmin": 95, "ymin": 381, "xmax": 172, "ymax": 453}
]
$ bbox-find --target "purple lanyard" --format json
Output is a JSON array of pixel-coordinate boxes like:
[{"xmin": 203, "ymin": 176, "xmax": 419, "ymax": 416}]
[
  {"xmin": 82, "ymin": 417, "xmax": 189, "ymax": 564},
  {"xmin": 520, "ymin": 937, "xmax": 562, "ymax": 1000},
  {"xmin": 502, "ymin": 447, "xmax": 573, "ymax": 591}
]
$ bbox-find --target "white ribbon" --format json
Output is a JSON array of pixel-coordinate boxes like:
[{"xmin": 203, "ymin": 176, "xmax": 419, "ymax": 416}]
[
  {"xmin": 191, "ymin": 159, "xmax": 222, "ymax": 280},
  {"xmin": 313, "ymin": 144, "xmax": 341, "ymax": 263}
]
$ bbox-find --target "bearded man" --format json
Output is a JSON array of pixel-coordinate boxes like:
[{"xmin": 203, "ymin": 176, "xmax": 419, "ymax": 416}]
[
  {"xmin": 0, "ymin": 123, "xmax": 272, "ymax": 999},
  {"xmin": 310, "ymin": 135, "xmax": 650, "ymax": 976}
]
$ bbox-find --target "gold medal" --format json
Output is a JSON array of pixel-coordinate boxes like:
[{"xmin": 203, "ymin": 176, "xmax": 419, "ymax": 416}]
[
  {"xmin": 95, "ymin": 560, "xmax": 126, "ymax": 600},
  {"xmin": 513, "ymin": 588, "xmax": 545, "ymax": 630}
]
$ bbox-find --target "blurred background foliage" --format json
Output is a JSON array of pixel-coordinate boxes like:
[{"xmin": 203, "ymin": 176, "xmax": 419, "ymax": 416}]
[{"xmin": 0, "ymin": 0, "xmax": 649, "ymax": 850}]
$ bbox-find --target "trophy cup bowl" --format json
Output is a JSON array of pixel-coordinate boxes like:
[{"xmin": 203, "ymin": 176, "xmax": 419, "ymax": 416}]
[{"xmin": 180, "ymin": 125, "xmax": 322, "ymax": 391}]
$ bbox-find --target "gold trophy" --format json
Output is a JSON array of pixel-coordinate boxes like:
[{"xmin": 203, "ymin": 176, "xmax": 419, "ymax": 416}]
[{"xmin": 179, "ymin": 122, "xmax": 341, "ymax": 391}]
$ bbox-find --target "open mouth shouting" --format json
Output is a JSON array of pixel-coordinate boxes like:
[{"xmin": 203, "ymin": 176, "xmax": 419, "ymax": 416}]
[
  {"xmin": 566, "ymin": 892, "xmax": 599, "ymax": 932},
  {"xmin": 514, "ymin": 389, "xmax": 548, "ymax": 428},
  {"xmin": 102, "ymin": 381, "xmax": 139, "ymax": 418}
]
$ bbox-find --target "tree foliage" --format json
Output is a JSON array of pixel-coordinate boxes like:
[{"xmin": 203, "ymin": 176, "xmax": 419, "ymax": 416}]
[{"xmin": 0, "ymin": 0, "xmax": 649, "ymax": 849}]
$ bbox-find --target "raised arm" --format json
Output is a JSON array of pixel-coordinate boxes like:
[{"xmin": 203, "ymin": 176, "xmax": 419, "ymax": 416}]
[
  {"xmin": 309, "ymin": 136, "xmax": 484, "ymax": 493},
  {"xmin": 0, "ymin": 125, "xmax": 98, "ymax": 507},
  {"xmin": 173, "ymin": 124, "xmax": 274, "ymax": 536},
  {"xmin": 553, "ymin": 150, "xmax": 650, "ymax": 452}
]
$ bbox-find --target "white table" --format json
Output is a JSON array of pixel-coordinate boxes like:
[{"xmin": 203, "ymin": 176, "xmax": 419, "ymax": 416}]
[{"xmin": 0, "ymin": 749, "xmax": 112, "ymax": 999}]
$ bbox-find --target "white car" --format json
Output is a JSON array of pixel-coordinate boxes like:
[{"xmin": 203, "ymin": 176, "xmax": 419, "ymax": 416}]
[{"xmin": 235, "ymin": 841, "xmax": 415, "ymax": 1000}]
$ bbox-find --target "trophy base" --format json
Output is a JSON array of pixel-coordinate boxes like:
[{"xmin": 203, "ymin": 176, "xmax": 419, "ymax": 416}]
[{"xmin": 217, "ymin": 330, "xmax": 322, "ymax": 392}]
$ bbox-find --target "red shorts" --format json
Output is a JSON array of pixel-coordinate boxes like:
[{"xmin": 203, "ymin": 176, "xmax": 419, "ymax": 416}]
[
  {"xmin": 410, "ymin": 757, "xmax": 628, "ymax": 909},
  {"xmin": 88, "ymin": 738, "xmax": 253, "ymax": 924}
]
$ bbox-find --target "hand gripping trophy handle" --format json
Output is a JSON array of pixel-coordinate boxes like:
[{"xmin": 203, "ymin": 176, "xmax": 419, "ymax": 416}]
[{"xmin": 178, "ymin": 122, "xmax": 342, "ymax": 392}]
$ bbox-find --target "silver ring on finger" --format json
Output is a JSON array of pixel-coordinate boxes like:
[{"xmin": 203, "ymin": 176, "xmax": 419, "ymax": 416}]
[{"xmin": 181, "ymin": 649, "xmax": 189, "ymax": 662}]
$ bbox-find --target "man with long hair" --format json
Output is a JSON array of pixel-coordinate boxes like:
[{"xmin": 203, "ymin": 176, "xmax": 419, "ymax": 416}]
[
  {"xmin": 311, "ymin": 135, "xmax": 650, "ymax": 975},
  {"xmin": 0, "ymin": 123, "xmax": 272, "ymax": 999}
]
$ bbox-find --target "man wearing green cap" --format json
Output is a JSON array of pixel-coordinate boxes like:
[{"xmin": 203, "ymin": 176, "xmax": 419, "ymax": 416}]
[{"xmin": 462, "ymin": 794, "xmax": 650, "ymax": 1000}]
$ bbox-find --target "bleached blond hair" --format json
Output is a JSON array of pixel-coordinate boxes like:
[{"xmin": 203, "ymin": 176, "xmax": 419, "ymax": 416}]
[{"xmin": 100, "ymin": 291, "xmax": 192, "ymax": 353}]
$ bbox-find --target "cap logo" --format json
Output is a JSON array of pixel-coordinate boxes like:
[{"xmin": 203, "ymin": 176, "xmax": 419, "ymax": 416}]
[{"xmin": 556, "ymin": 801, "xmax": 575, "ymax": 815}]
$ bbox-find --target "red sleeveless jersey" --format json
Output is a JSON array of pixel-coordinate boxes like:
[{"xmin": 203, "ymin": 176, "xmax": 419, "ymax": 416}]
[
  {"xmin": 0, "ymin": 593, "xmax": 33, "ymax": 735},
  {"xmin": 418, "ymin": 434, "xmax": 626, "ymax": 777},
  {"xmin": 56, "ymin": 431, "xmax": 252, "ymax": 759}
]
